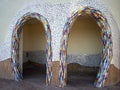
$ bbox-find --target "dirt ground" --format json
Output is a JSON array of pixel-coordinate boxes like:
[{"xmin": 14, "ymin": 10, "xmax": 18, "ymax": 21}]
[{"xmin": 0, "ymin": 64, "xmax": 120, "ymax": 90}]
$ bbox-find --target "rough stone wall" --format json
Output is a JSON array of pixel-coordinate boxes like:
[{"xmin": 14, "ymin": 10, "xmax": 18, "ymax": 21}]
[
  {"xmin": 23, "ymin": 51, "xmax": 46, "ymax": 64},
  {"xmin": 23, "ymin": 51, "xmax": 101, "ymax": 67},
  {"xmin": 67, "ymin": 53, "xmax": 101, "ymax": 67}
]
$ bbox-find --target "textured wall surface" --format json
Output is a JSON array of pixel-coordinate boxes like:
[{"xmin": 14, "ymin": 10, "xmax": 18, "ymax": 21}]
[
  {"xmin": 23, "ymin": 51, "xmax": 46, "ymax": 64},
  {"xmin": 0, "ymin": 0, "xmax": 120, "ymax": 44},
  {"xmin": 67, "ymin": 54, "xmax": 101, "ymax": 67},
  {"xmin": 23, "ymin": 51, "xmax": 101, "ymax": 67},
  {"xmin": 0, "ymin": 0, "xmax": 120, "ymax": 68}
]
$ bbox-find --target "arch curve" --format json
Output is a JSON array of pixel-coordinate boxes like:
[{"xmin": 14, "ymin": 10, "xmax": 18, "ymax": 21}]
[
  {"xmin": 59, "ymin": 7, "xmax": 113, "ymax": 87},
  {"xmin": 11, "ymin": 12, "xmax": 52, "ymax": 85}
]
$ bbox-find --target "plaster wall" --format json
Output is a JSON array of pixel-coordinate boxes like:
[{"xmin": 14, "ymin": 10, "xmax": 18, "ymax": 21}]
[
  {"xmin": 22, "ymin": 18, "xmax": 46, "ymax": 63},
  {"xmin": 23, "ymin": 18, "xmax": 46, "ymax": 51},
  {"xmin": 68, "ymin": 15, "xmax": 102, "ymax": 55},
  {"xmin": 67, "ymin": 15, "xmax": 102, "ymax": 66},
  {"xmin": 0, "ymin": 0, "xmax": 120, "ymax": 69},
  {"xmin": 0, "ymin": 0, "xmax": 120, "ymax": 45}
]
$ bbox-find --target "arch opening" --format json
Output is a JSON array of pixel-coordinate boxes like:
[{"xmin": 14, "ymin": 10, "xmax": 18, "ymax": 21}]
[
  {"xmin": 59, "ymin": 7, "xmax": 113, "ymax": 87},
  {"xmin": 11, "ymin": 13, "xmax": 52, "ymax": 85},
  {"xmin": 67, "ymin": 14, "xmax": 103, "ymax": 86},
  {"xmin": 22, "ymin": 18, "xmax": 46, "ymax": 81}
]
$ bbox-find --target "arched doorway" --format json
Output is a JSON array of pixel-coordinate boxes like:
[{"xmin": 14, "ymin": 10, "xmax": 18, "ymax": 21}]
[
  {"xmin": 59, "ymin": 7, "xmax": 113, "ymax": 87},
  {"xmin": 22, "ymin": 18, "xmax": 47, "ymax": 83},
  {"xmin": 67, "ymin": 14, "xmax": 103, "ymax": 87},
  {"xmin": 11, "ymin": 12, "xmax": 52, "ymax": 85}
]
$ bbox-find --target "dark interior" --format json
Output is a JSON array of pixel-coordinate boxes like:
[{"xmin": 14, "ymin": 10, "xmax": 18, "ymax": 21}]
[{"xmin": 67, "ymin": 63, "xmax": 99, "ymax": 86}]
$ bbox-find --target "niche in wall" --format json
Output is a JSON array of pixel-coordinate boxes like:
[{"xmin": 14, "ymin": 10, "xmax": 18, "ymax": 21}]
[
  {"xmin": 67, "ymin": 14, "xmax": 103, "ymax": 66},
  {"xmin": 22, "ymin": 18, "xmax": 46, "ymax": 64},
  {"xmin": 20, "ymin": 18, "xmax": 46, "ymax": 79},
  {"xmin": 11, "ymin": 13, "xmax": 52, "ymax": 84},
  {"xmin": 67, "ymin": 15, "xmax": 102, "ymax": 55},
  {"xmin": 67, "ymin": 14, "xmax": 103, "ymax": 86}
]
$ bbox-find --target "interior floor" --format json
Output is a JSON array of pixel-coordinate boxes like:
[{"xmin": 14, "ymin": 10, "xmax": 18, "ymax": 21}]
[
  {"xmin": 67, "ymin": 63, "xmax": 99, "ymax": 87},
  {"xmin": 0, "ymin": 77, "xmax": 119, "ymax": 90},
  {"xmin": 22, "ymin": 61, "xmax": 46, "ymax": 85}
]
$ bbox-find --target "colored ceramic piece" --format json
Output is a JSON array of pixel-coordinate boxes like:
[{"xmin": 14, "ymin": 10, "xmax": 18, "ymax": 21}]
[
  {"xmin": 11, "ymin": 12, "xmax": 52, "ymax": 85},
  {"xmin": 59, "ymin": 7, "xmax": 113, "ymax": 87}
]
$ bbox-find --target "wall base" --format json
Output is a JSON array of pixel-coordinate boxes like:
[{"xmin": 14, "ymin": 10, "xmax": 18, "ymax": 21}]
[
  {"xmin": 0, "ymin": 58, "xmax": 13, "ymax": 80},
  {"xmin": 67, "ymin": 63, "xmax": 99, "ymax": 73},
  {"xmin": 104, "ymin": 64, "xmax": 120, "ymax": 86},
  {"xmin": 0, "ymin": 59, "xmax": 120, "ymax": 87},
  {"xmin": 51, "ymin": 61, "xmax": 60, "ymax": 86}
]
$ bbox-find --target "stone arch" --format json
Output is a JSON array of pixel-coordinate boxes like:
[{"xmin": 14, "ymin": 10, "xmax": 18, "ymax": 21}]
[
  {"xmin": 11, "ymin": 12, "xmax": 52, "ymax": 85},
  {"xmin": 59, "ymin": 7, "xmax": 113, "ymax": 87}
]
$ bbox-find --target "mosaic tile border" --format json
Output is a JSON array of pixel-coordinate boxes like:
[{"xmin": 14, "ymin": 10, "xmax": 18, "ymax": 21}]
[
  {"xmin": 11, "ymin": 12, "xmax": 52, "ymax": 85},
  {"xmin": 59, "ymin": 7, "xmax": 113, "ymax": 87}
]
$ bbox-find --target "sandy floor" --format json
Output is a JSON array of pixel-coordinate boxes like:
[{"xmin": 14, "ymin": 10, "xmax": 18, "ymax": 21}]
[{"xmin": 0, "ymin": 65, "xmax": 120, "ymax": 90}]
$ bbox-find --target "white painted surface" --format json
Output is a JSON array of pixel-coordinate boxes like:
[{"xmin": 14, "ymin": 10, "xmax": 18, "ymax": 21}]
[
  {"xmin": 0, "ymin": 0, "xmax": 120, "ymax": 44},
  {"xmin": 0, "ymin": 0, "xmax": 120, "ymax": 69}
]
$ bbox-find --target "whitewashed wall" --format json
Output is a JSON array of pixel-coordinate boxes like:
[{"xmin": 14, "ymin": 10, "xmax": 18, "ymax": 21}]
[{"xmin": 0, "ymin": 0, "xmax": 120, "ymax": 69}]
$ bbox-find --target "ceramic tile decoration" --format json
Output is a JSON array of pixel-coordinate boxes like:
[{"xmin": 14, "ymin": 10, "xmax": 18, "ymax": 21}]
[
  {"xmin": 11, "ymin": 12, "xmax": 52, "ymax": 85},
  {"xmin": 59, "ymin": 7, "xmax": 113, "ymax": 87}
]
